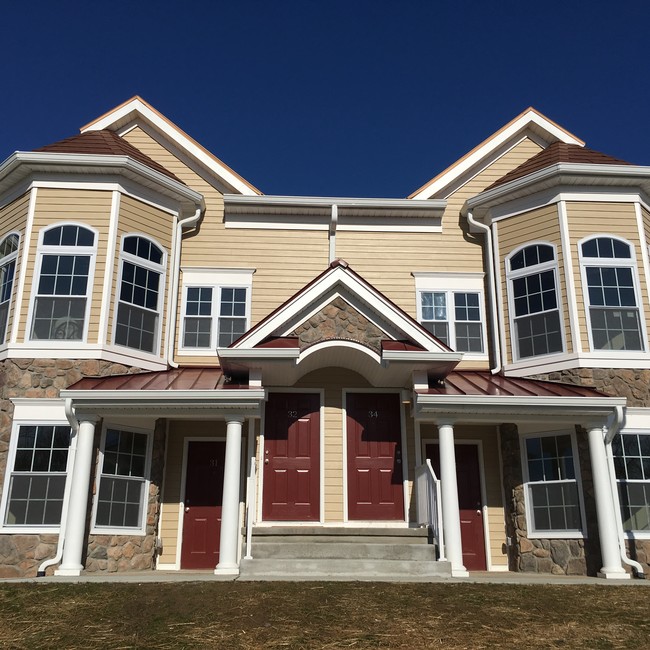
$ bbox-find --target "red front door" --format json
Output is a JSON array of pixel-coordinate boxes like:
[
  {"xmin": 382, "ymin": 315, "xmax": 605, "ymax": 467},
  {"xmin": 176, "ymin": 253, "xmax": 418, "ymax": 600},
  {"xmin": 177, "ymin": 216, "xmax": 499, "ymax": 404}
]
[
  {"xmin": 263, "ymin": 393, "xmax": 320, "ymax": 521},
  {"xmin": 347, "ymin": 393, "xmax": 404, "ymax": 520},
  {"xmin": 180, "ymin": 440, "xmax": 225, "ymax": 569},
  {"xmin": 426, "ymin": 443, "xmax": 487, "ymax": 571}
]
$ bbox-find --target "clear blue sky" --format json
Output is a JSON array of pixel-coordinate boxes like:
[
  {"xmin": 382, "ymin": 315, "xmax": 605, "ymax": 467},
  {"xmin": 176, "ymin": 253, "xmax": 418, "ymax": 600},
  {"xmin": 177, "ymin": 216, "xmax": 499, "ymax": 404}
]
[{"xmin": 2, "ymin": 1, "xmax": 648, "ymax": 197}]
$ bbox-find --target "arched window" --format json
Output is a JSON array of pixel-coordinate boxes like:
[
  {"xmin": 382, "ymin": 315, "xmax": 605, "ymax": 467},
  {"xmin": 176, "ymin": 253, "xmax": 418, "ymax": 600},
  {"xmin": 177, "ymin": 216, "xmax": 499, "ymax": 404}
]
[
  {"xmin": 0, "ymin": 233, "xmax": 19, "ymax": 344},
  {"xmin": 506, "ymin": 243, "xmax": 563, "ymax": 359},
  {"xmin": 580, "ymin": 236, "xmax": 643, "ymax": 351},
  {"xmin": 30, "ymin": 225, "xmax": 95, "ymax": 341},
  {"xmin": 114, "ymin": 235, "xmax": 165, "ymax": 354}
]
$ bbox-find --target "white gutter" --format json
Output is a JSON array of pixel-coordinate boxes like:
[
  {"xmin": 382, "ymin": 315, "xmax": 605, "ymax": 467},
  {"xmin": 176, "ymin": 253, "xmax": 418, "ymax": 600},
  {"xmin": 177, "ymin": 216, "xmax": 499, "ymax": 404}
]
[
  {"xmin": 37, "ymin": 398, "xmax": 79, "ymax": 576},
  {"xmin": 224, "ymin": 194, "xmax": 446, "ymax": 211},
  {"xmin": 166, "ymin": 205, "xmax": 204, "ymax": 368},
  {"xmin": 603, "ymin": 406, "xmax": 645, "ymax": 578},
  {"xmin": 466, "ymin": 209, "xmax": 501, "ymax": 374}
]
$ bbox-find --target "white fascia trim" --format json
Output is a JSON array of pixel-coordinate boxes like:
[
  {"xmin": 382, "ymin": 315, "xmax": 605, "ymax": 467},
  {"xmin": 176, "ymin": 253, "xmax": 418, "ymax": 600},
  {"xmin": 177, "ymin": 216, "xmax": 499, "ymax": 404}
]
[
  {"xmin": 61, "ymin": 389, "xmax": 266, "ymax": 404},
  {"xmin": 504, "ymin": 351, "xmax": 650, "ymax": 376},
  {"xmin": 382, "ymin": 350, "xmax": 463, "ymax": 363},
  {"xmin": 217, "ymin": 348, "xmax": 300, "ymax": 360},
  {"xmin": 81, "ymin": 99, "xmax": 257, "ymax": 196},
  {"xmin": 410, "ymin": 111, "xmax": 583, "ymax": 200},
  {"xmin": 467, "ymin": 164, "xmax": 650, "ymax": 212},
  {"xmin": 0, "ymin": 152, "xmax": 204, "ymax": 211},
  {"xmin": 224, "ymin": 194, "xmax": 446, "ymax": 211},
  {"xmin": 233, "ymin": 266, "xmax": 444, "ymax": 352},
  {"xmin": 416, "ymin": 394, "xmax": 624, "ymax": 409}
]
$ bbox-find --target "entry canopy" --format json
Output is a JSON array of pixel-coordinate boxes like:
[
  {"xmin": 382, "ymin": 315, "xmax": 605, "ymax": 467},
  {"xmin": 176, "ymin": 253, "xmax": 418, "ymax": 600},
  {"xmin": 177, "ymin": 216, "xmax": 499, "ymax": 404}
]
[{"xmin": 217, "ymin": 260, "xmax": 463, "ymax": 387}]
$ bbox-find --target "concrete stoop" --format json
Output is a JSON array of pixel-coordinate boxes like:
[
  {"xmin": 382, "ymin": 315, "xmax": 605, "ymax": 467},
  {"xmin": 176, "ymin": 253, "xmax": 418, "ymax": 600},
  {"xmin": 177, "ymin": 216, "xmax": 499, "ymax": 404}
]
[{"xmin": 238, "ymin": 526, "xmax": 452, "ymax": 581}]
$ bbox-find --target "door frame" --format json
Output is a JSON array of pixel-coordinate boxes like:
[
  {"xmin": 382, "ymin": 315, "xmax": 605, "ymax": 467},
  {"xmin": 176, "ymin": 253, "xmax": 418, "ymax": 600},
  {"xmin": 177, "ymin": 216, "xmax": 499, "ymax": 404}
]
[
  {"xmin": 174, "ymin": 436, "xmax": 226, "ymax": 570},
  {"xmin": 258, "ymin": 388, "xmax": 325, "ymax": 525},
  {"xmin": 421, "ymin": 436, "xmax": 492, "ymax": 570},
  {"xmin": 342, "ymin": 389, "xmax": 409, "ymax": 524}
]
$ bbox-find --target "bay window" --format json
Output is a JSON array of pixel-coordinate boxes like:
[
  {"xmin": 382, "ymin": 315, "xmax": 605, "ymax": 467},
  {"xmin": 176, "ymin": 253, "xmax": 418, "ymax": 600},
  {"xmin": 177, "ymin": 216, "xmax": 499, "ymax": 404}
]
[{"xmin": 612, "ymin": 432, "xmax": 650, "ymax": 533}]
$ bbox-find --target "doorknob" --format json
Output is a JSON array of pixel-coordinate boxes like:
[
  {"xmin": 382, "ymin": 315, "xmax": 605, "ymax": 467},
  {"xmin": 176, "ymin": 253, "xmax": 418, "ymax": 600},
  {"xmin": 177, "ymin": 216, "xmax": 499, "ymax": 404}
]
[
  {"xmin": 185, "ymin": 506, "xmax": 190, "ymax": 512},
  {"xmin": 265, "ymin": 459, "xmax": 269, "ymax": 464}
]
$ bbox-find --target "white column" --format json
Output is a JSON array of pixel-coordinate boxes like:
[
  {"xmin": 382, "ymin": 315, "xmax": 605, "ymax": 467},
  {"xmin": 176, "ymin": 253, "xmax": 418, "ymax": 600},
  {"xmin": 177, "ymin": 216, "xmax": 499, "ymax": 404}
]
[
  {"xmin": 587, "ymin": 425, "xmax": 628, "ymax": 579},
  {"xmin": 56, "ymin": 416, "xmax": 98, "ymax": 576},
  {"xmin": 215, "ymin": 415, "xmax": 244, "ymax": 575},
  {"xmin": 438, "ymin": 420, "xmax": 468, "ymax": 577}
]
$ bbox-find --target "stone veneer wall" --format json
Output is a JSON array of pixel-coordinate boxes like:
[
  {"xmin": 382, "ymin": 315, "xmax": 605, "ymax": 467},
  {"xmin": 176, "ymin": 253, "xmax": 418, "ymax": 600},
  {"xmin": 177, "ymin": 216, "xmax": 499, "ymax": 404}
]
[
  {"xmin": 500, "ymin": 423, "xmax": 602, "ymax": 576},
  {"xmin": 292, "ymin": 297, "xmax": 385, "ymax": 353},
  {"xmin": 532, "ymin": 368, "xmax": 650, "ymax": 576},
  {"xmin": 0, "ymin": 358, "xmax": 161, "ymax": 578}
]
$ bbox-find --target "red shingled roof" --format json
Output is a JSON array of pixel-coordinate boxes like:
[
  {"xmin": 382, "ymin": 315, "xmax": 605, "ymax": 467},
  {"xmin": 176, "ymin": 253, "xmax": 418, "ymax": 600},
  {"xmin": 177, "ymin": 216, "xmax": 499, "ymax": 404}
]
[
  {"xmin": 35, "ymin": 130, "xmax": 183, "ymax": 183},
  {"xmin": 485, "ymin": 142, "xmax": 632, "ymax": 191}
]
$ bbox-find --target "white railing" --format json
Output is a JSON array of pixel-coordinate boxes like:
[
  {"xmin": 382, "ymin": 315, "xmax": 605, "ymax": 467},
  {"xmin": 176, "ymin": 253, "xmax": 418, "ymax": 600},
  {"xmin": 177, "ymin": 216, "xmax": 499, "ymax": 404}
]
[
  {"xmin": 414, "ymin": 459, "xmax": 445, "ymax": 561},
  {"xmin": 244, "ymin": 456, "xmax": 257, "ymax": 559}
]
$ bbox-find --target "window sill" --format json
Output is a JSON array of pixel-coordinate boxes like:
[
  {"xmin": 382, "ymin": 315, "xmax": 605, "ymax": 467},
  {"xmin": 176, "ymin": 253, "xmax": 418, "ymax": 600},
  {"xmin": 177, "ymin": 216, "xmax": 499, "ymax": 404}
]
[
  {"xmin": 0, "ymin": 525, "xmax": 61, "ymax": 535},
  {"xmin": 527, "ymin": 531, "xmax": 586, "ymax": 540},
  {"xmin": 90, "ymin": 526, "xmax": 147, "ymax": 536}
]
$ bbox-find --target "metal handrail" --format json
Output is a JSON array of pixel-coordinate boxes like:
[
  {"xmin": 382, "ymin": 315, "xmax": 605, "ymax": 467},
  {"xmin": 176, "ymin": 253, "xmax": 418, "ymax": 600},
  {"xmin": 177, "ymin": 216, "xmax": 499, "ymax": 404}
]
[
  {"xmin": 415, "ymin": 459, "xmax": 445, "ymax": 561},
  {"xmin": 244, "ymin": 456, "xmax": 256, "ymax": 559}
]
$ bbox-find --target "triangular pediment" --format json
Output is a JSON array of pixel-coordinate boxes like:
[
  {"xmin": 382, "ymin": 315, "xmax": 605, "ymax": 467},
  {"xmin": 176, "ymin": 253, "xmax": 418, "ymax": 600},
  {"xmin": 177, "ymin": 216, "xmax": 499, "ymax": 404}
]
[{"xmin": 230, "ymin": 260, "xmax": 451, "ymax": 355}]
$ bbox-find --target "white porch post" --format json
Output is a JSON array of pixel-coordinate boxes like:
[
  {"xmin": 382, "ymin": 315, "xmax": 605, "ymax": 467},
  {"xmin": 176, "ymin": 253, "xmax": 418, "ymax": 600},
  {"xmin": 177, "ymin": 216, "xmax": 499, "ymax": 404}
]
[
  {"xmin": 215, "ymin": 415, "xmax": 244, "ymax": 575},
  {"xmin": 438, "ymin": 420, "xmax": 468, "ymax": 577},
  {"xmin": 587, "ymin": 424, "xmax": 628, "ymax": 579},
  {"xmin": 56, "ymin": 416, "xmax": 98, "ymax": 576}
]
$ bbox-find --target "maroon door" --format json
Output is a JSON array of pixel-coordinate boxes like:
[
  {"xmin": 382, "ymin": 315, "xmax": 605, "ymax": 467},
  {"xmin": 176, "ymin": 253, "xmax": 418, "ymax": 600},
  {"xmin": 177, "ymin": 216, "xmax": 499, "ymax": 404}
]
[
  {"xmin": 263, "ymin": 393, "xmax": 320, "ymax": 521},
  {"xmin": 426, "ymin": 443, "xmax": 487, "ymax": 571},
  {"xmin": 347, "ymin": 393, "xmax": 404, "ymax": 520},
  {"xmin": 180, "ymin": 440, "xmax": 225, "ymax": 569}
]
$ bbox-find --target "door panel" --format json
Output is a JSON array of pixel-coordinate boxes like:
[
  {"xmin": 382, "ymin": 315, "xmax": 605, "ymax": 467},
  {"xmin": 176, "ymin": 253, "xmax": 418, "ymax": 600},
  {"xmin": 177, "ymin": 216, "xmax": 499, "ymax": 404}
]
[
  {"xmin": 263, "ymin": 393, "xmax": 320, "ymax": 521},
  {"xmin": 347, "ymin": 393, "xmax": 404, "ymax": 520},
  {"xmin": 180, "ymin": 440, "xmax": 225, "ymax": 570},
  {"xmin": 426, "ymin": 443, "xmax": 487, "ymax": 571}
]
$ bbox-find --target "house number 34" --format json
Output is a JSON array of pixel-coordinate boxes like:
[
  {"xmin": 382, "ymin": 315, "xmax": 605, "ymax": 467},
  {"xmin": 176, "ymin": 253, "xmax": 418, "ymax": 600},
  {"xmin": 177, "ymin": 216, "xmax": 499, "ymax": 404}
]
[{"xmin": 368, "ymin": 410, "xmax": 379, "ymax": 418}]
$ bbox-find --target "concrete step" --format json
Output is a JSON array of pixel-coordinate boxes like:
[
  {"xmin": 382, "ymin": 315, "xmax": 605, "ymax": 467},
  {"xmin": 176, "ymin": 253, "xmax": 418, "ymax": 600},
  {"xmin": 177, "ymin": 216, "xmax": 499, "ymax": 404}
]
[
  {"xmin": 238, "ymin": 558, "xmax": 452, "ymax": 582},
  {"xmin": 250, "ymin": 541, "xmax": 438, "ymax": 561},
  {"xmin": 250, "ymin": 526, "xmax": 432, "ymax": 545}
]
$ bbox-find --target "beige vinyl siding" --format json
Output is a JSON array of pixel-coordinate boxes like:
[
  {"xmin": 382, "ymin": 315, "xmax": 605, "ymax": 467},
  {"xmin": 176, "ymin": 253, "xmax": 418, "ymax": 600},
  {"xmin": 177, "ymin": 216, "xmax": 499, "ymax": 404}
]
[
  {"xmin": 496, "ymin": 204, "xmax": 570, "ymax": 363},
  {"xmin": 420, "ymin": 423, "xmax": 507, "ymax": 569},
  {"xmin": 642, "ymin": 205, "xmax": 650, "ymax": 249},
  {"xmin": 122, "ymin": 126, "xmax": 329, "ymax": 364},
  {"xmin": 18, "ymin": 188, "xmax": 112, "ymax": 342},
  {"xmin": 565, "ymin": 201, "xmax": 648, "ymax": 352},
  {"xmin": 111, "ymin": 195, "xmax": 175, "ymax": 353},
  {"xmin": 158, "ymin": 420, "xmax": 234, "ymax": 566},
  {"xmin": 0, "ymin": 192, "xmax": 30, "ymax": 341}
]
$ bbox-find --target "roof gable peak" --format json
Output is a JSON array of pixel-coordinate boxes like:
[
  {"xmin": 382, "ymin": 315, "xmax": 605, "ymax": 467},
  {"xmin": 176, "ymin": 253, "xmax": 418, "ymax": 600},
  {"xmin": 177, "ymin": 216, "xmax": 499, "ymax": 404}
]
[
  {"xmin": 408, "ymin": 107, "xmax": 584, "ymax": 200},
  {"xmin": 80, "ymin": 96, "xmax": 261, "ymax": 196}
]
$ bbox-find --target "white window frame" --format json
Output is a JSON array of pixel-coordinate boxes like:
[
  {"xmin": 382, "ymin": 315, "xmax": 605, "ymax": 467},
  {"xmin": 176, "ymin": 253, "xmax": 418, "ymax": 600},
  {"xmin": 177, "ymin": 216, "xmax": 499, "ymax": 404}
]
[
  {"xmin": 113, "ymin": 233, "xmax": 167, "ymax": 357},
  {"xmin": 412, "ymin": 272, "xmax": 487, "ymax": 360},
  {"xmin": 26, "ymin": 223, "xmax": 98, "ymax": 345},
  {"xmin": 90, "ymin": 422, "xmax": 154, "ymax": 535},
  {"xmin": 520, "ymin": 429, "xmax": 586, "ymax": 539},
  {"xmin": 506, "ymin": 241, "xmax": 566, "ymax": 362},
  {"xmin": 611, "ymin": 430, "xmax": 650, "ymax": 539},
  {"xmin": 578, "ymin": 234, "xmax": 647, "ymax": 354},
  {"xmin": 0, "ymin": 232, "xmax": 20, "ymax": 345},
  {"xmin": 178, "ymin": 267, "xmax": 254, "ymax": 355},
  {"xmin": 0, "ymin": 400, "xmax": 73, "ymax": 534}
]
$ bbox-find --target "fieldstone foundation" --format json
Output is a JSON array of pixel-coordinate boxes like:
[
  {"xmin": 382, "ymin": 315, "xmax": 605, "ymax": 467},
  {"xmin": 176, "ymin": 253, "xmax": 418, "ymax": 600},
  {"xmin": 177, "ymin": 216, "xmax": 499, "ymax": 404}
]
[{"xmin": 0, "ymin": 358, "xmax": 149, "ymax": 578}]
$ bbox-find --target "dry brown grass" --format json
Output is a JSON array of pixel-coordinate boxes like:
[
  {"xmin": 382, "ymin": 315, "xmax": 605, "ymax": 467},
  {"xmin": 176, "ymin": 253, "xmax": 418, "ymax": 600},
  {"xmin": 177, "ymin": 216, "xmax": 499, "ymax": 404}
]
[{"xmin": 0, "ymin": 582, "xmax": 647, "ymax": 649}]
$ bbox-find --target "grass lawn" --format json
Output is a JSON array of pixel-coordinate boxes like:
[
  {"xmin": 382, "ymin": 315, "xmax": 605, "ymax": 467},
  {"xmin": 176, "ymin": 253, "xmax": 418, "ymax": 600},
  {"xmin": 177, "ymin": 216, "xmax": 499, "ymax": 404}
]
[{"xmin": 0, "ymin": 582, "xmax": 647, "ymax": 649}]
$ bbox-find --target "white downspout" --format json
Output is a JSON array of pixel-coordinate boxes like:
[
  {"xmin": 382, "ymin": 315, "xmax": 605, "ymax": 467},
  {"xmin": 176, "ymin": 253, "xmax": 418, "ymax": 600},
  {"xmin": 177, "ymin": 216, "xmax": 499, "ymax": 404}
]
[
  {"xmin": 604, "ymin": 405, "xmax": 645, "ymax": 578},
  {"xmin": 329, "ymin": 203, "xmax": 338, "ymax": 264},
  {"xmin": 37, "ymin": 398, "xmax": 79, "ymax": 576},
  {"xmin": 166, "ymin": 205, "xmax": 203, "ymax": 368},
  {"xmin": 466, "ymin": 209, "xmax": 501, "ymax": 374}
]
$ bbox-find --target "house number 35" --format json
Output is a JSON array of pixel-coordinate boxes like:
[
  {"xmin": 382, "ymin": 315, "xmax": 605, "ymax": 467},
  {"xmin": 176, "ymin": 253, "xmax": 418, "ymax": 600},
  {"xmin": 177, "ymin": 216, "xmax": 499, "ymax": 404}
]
[{"xmin": 368, "ymin": 410, "xmax": 379, "ymax": 418}]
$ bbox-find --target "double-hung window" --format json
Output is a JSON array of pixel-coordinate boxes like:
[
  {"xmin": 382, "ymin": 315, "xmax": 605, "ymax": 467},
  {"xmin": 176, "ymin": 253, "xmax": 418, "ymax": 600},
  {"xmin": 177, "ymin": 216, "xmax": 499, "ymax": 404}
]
[
  {"xmin": 2, "ymin": 424, "xmax": 71, "ymax": 529},
  {"xmin": 93, "ymin": 427, "xmax": 151, "ymax": 533},
  {"xmin": 612, "ymin": 432, "xmax": 650, "ymax": 533},
  {"xmin": 522, "ymin": 432, "xmax": 584, "ymax": 536},
  {"xmin": 413, "ymin": 273, "xmax": 487, "ymax": 355},
  {"xmin": 180, "ymin": 268, "xmax": 253, "ymax": 352},
  {"xmin": 115, "ymin": 235, "xmax": 165, "ymax": 354},
  {"xmin": 30, "ymin": 224, "xmax": 95, "ymax": 341},
  {"xmin": 507, "ymin": 243, "xmax": 563, "ymax": 360},
  {"xmin": 419, "ymin": 291, "xmax": 484, "ymax": 352},
  {"xmin": 0, "ymin": 233, "xmax": 19, "ymax": 343},
  {"xmin": 580, "ymin": 237, "xmax": 644, "ymax": 351}
]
